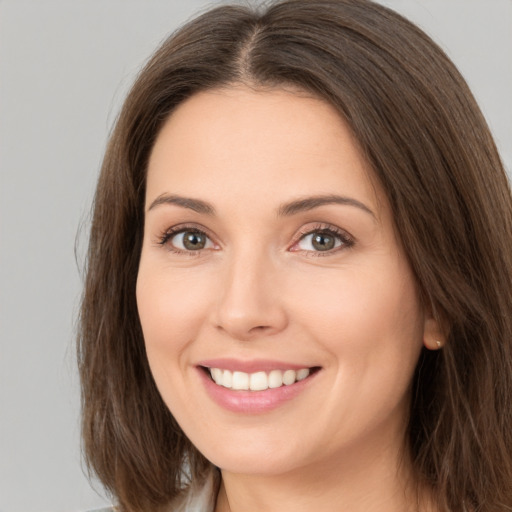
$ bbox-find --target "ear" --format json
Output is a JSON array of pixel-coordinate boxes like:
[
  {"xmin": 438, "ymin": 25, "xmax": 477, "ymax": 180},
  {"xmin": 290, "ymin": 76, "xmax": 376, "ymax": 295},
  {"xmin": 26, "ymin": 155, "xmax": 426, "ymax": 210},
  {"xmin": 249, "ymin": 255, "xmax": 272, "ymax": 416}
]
[{"xmin": 423, "ymin": 316, "xmax": 445, "ymax": 350}]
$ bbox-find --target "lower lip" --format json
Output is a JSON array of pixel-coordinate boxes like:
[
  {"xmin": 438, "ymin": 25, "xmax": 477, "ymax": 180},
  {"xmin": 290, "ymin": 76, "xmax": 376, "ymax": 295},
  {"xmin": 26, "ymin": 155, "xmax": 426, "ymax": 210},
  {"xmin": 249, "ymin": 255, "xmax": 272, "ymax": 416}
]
[{"xmin": 197, "ymin": 367, "xmax": 318, "ymax": 414}]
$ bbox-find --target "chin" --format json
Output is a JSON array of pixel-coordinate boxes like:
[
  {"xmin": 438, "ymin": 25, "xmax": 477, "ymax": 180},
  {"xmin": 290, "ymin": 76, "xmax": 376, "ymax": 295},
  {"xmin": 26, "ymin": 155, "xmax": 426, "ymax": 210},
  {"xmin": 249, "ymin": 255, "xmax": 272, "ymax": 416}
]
[
  {"xmin": 210, "ymin": 452, "xmax": 302, "ymax": 476},
  {"xmin": 193, "ymin": 430, "xmax": 310, "ymax": 476}
]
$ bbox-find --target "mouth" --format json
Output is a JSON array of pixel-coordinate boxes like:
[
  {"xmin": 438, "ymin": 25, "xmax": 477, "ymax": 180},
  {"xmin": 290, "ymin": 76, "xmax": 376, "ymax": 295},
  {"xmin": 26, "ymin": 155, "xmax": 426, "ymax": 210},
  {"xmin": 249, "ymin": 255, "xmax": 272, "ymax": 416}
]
[{"xmin": 201, "ymin": 366, "xmax": 321, "ymax": 391}]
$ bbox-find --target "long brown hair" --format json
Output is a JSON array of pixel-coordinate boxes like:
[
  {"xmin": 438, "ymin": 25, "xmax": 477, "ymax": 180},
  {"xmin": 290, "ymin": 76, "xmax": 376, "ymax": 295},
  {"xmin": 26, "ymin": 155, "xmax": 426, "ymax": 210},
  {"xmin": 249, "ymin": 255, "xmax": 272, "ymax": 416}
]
[{"xmin": 78, "ymin": 1, "xmax": 512, "ymax": 510}]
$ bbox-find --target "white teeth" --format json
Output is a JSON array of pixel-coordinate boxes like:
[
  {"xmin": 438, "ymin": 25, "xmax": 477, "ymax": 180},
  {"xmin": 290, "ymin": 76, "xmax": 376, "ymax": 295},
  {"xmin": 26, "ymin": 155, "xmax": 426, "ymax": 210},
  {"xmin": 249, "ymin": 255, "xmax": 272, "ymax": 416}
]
[
  {"xmin": 268, "ymin": 369, "xmax": 283, "ymax": 388},
  {"xmin": 208, "ymin": 367, "xmax": 311, "ymax": 391},
  {"xmin": 249, "ymin": 371, "xmax": 268, "ymax": 391},
  {"xmin": 296, "ymin": 368, "xmax": 310, "ymax": 381},
  {"xmin": 211, "ymin": 367, "xmax": 223, "ymax": 385},
  {"xmin": 232, "ymin": 371, "xmax": 249, "ymax": 390},
  {"xmin": 222, "ymin": 369, "xmax": 232, "ymax": 388},
  {"xmin": 282, "ymin": 369, "xmax": 296, "ymax": 385}
]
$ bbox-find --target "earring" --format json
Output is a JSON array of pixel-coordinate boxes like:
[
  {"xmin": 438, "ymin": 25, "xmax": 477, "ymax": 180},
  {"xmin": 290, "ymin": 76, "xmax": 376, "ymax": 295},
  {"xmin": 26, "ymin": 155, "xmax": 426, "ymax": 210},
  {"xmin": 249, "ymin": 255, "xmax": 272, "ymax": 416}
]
[{"xmin": 435, "ymin": 340, "xmax": 442, "ymax": 349}]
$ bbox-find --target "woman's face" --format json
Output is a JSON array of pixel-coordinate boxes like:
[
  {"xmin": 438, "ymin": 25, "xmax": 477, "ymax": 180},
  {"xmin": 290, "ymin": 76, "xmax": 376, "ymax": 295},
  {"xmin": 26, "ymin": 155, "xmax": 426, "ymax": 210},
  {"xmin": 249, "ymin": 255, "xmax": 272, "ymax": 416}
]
[{"xmin": 137, "ymin": 86, "xmax": 432, "ymax": 476}]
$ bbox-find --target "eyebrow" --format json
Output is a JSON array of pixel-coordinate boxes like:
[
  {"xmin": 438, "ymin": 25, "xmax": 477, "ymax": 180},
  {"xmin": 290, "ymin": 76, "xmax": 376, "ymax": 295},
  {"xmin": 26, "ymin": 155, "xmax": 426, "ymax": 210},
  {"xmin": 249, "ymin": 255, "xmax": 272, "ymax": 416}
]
[
  {"xmin": 147, "ymin": 193, "xmax": 375, "ymax": 218},
  {"xmin": 148, "ymin": 194, "xmax": 216, "ymax": 215},
  {"xmin": 277, "ymin": 194, "xmax": 375, "ymax": 218}
]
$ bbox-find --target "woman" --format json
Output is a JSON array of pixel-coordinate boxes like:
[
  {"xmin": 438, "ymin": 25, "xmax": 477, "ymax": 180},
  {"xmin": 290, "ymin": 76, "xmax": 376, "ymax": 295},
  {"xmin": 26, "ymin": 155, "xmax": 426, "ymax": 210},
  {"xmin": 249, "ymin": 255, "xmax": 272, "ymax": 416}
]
[{"xmin": 78, "ymin": 0, "xmax": 512, "ymax": 511}]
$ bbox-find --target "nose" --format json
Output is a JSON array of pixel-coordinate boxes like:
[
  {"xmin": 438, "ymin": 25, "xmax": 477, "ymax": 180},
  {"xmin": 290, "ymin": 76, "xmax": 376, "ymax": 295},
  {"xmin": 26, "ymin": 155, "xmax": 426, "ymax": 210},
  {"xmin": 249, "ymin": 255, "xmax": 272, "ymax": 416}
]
[{"xmin": 212, "ymin": 250, "xmax": 288, "ymax": 341}]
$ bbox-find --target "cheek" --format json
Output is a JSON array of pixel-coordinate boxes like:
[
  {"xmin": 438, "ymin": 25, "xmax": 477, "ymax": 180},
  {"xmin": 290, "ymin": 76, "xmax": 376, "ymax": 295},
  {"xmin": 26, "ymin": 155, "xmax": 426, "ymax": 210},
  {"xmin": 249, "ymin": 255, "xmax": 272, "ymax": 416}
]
[
  {"xmin": 135, "ymin": 261, "xmax": 215, "ymax": 422},
  {"xmin": 292, "ymin": 261, "xmax": 422, "ymax": 338},
  {"xmin": 136, "ymin": 261, "xmax": 212, "ymax": 363},
  {"xmin": 287, "ymin": 260, "xmax": 423, "ymax": 438},
  {"xmin": 287, "ymin": 256, "xmax": 424, "ymax": 394}
]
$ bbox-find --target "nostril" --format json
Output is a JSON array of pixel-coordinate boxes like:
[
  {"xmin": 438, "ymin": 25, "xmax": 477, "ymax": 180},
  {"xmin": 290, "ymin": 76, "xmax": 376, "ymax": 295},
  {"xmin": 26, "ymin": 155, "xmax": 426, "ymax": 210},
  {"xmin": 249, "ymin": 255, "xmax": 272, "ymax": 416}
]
[{"xmin": 251, "ymin": 325, "xmax": 271, "ymax": 332}]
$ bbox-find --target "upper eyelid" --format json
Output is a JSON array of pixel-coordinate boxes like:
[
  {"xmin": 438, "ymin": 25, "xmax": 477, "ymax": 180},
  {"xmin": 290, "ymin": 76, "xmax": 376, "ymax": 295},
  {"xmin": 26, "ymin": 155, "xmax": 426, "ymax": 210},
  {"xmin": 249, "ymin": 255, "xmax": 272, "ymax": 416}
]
[
  {"xmin": 293, "ymin": 223, "xmax": 354, "ymax": 242},
  {"xmin": 161, "ymin": 222, "xmax": 213, "ymax": 237}
]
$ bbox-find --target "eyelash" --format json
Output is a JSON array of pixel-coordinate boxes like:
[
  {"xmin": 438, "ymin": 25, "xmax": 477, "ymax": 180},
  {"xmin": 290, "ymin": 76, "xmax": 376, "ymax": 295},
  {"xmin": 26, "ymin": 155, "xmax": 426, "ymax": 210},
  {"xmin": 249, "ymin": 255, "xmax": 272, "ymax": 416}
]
[
  {"xmin": 157, "ymin": 223, "xmax": 355, "ymax": 256},
  {"xmin": 157, "ymin": 224, "xmax": 213, "ymax": 256},
  {"xmin": 291, "ymin": 223, "xmax": 355, "ymax": 257}
]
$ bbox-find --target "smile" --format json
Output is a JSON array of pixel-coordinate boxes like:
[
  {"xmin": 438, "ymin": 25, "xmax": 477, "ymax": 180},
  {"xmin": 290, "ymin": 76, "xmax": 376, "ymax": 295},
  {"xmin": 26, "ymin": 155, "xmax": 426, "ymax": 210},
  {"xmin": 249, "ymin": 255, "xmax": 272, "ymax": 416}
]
[
  {"xmin": 208, "ymin": 367, "xmax": 311, "ymax": 391},
  {"xmin": 197, "ymin": 360, "xmax": 321, "ymax": 413}
]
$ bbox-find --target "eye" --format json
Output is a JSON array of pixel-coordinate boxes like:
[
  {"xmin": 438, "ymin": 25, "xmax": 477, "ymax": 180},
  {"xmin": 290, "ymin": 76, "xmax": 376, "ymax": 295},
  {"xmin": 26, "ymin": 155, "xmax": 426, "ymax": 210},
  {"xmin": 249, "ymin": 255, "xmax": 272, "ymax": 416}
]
[
  {"xmin": 291, "ymin": 225, "xmax": 354, "ymax": 254},
  {"xmin": 174, "ymin": 230, "xmax": 212, "ymax": 250},
  {"xmin": 298, "ymin": 232, "xmax": 340, "ymax": 251},
  {"xmin": 159, "ymin": 227, "xmax": 215, "ymax": 253}
]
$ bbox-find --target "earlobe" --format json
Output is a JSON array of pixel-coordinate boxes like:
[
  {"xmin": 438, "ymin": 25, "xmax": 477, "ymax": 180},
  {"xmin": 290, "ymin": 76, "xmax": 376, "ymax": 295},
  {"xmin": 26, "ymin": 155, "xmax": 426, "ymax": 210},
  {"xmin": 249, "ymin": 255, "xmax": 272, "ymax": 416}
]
[{"xmin": 423, "ymin": 317, "xmax": 445, "ymax": 350}]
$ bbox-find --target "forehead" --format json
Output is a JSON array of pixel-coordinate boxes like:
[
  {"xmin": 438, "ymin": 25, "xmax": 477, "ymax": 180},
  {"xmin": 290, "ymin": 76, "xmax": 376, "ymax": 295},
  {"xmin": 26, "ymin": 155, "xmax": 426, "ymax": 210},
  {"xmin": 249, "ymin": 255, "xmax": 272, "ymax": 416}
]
[{"xmin": 146, "ymin": 86, "xmax": 383, "ymax": 217}]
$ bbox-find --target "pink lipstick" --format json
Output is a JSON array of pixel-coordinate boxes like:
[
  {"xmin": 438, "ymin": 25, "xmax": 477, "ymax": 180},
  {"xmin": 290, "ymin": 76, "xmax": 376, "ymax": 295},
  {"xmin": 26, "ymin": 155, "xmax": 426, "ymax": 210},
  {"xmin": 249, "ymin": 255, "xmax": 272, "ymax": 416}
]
[{"xmin": 196, "ymin": 359, "xmax": 320, "ymax": 413}]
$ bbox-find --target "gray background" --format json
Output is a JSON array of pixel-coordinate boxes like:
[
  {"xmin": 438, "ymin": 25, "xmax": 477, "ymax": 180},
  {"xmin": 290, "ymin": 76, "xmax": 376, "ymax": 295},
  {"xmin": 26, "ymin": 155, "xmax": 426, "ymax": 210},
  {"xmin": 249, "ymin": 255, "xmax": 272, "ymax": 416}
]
[{"xmin": 0, "ymin": 1, "xmax": 510, "ymax": 511}]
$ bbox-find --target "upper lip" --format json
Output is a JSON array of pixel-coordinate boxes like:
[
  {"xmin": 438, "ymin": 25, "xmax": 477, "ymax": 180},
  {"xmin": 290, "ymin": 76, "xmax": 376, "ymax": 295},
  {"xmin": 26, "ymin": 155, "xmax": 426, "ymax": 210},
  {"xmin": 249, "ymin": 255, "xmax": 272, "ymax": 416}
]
[{"xmin": 197, "ymin": 358, "xmax": 317, "ymax": 373}]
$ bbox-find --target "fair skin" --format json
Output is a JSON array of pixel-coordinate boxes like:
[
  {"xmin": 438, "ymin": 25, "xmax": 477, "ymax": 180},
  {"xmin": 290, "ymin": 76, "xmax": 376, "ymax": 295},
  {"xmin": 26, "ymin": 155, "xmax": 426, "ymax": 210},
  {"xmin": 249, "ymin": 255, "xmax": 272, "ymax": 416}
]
[{"xmin": 136, "ymin": 85, "xmax": 440, "ymax": 512}]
